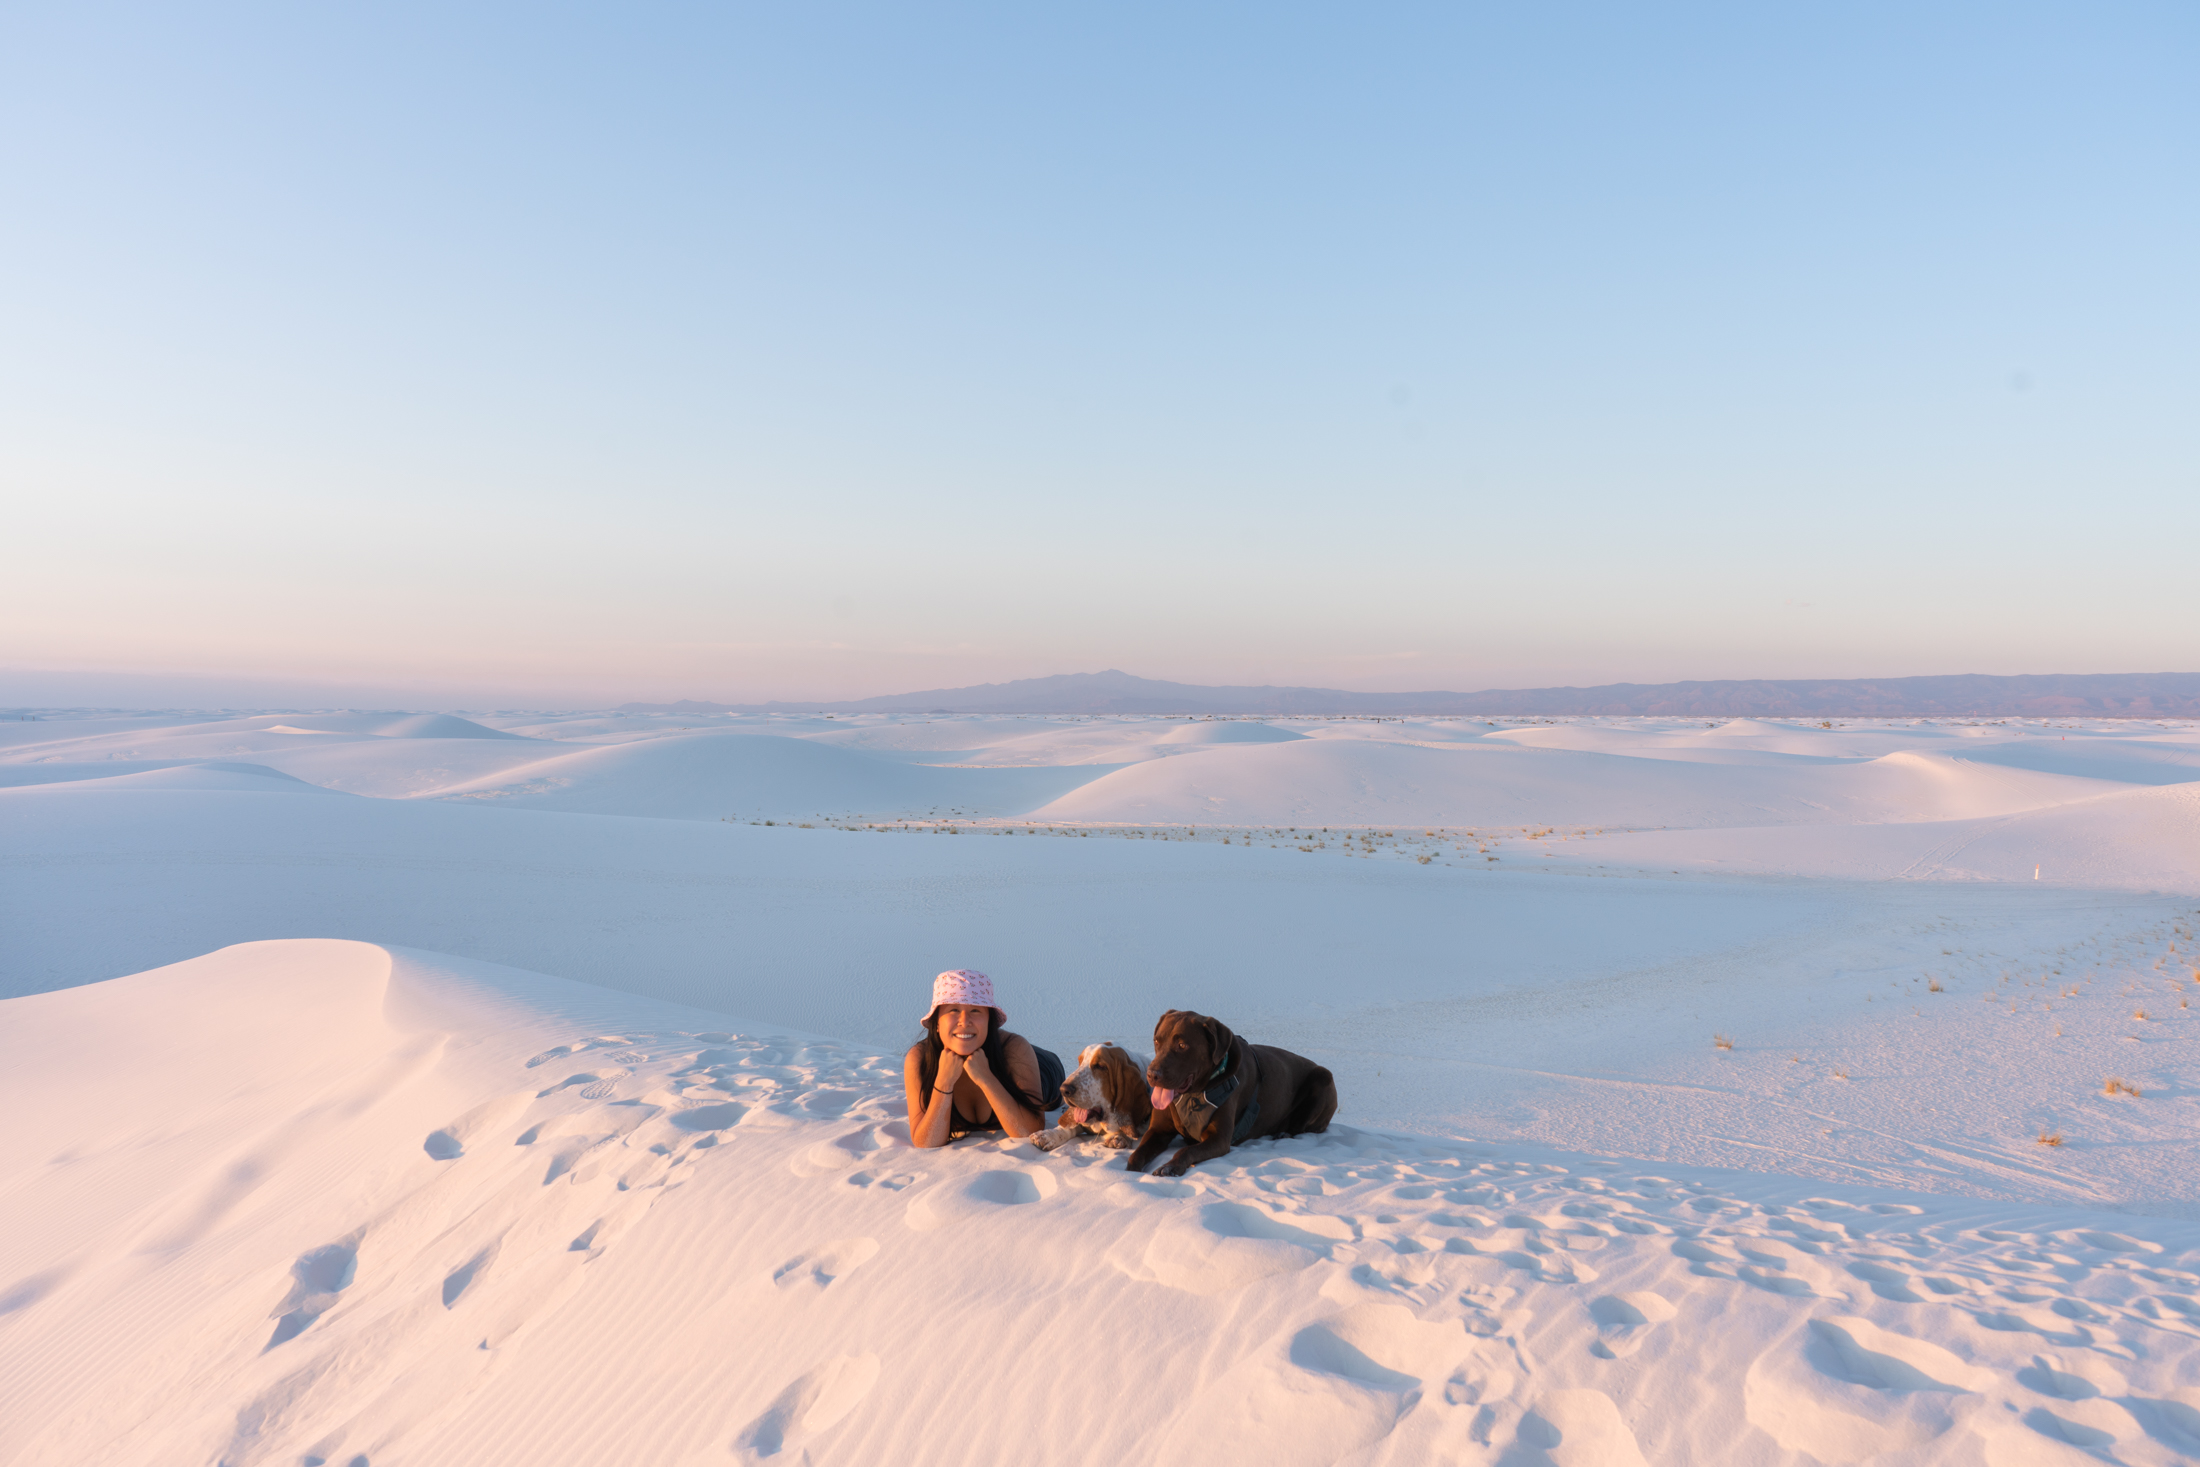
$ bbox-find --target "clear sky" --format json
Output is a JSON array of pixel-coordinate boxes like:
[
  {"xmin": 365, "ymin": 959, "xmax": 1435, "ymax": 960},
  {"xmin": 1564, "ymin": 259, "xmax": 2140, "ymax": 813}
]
[{"xmin": 3, "ymin": 2, "xmax": 2194, "ymax": 705}]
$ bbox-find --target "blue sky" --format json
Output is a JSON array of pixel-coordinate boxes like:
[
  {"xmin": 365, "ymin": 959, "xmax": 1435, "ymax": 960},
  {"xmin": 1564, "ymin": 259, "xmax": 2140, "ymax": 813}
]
[{"xmin": 3, "ymin": 2, "xmax": 2193, "ymax": 703}]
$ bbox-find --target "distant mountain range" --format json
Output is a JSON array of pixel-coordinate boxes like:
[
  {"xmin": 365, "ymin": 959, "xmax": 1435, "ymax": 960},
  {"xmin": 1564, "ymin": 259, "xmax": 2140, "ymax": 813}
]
[{"xmin": 621, "ymin": 669, "xmax": 2200, "ymax": 718}]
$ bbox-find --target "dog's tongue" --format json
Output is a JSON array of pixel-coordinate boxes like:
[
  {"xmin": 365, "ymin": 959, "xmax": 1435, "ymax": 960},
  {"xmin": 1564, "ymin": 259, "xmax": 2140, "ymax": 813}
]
[
  {"xmin": 1069, "ymin": 1107, "xmax": 1092, "ymax": 1125},
  {"xmin": 1151, "ymin": 1086, "xmax": 1179, "ymax": 1110}
]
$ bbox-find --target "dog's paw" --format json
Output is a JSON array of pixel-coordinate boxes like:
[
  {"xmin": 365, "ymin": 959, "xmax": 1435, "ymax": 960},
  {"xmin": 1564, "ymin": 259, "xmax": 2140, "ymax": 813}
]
[
  {"xmin": 1102, "ymin": 1132, "xmax": 1135, "ymax": 1149},
  {"xmin": 1029, "ymin": 1128, "xmax": 1070, "ymax": 1152},
  {"xmin": 1155, "ymin": 1156, "xmax": 1192, "ymax": 1178}
]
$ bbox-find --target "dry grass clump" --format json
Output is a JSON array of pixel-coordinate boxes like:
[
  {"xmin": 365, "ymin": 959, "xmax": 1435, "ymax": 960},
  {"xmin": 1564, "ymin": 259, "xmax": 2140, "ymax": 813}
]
[
  {"xmin": 1928, "ymin": 978, "xmax": 1945, "ymax": 993},
  {"xmin": 2132, "ymin": 1007, "xmax": 2150, "ymax": 1021},
  {"xmin": 1713, "ymin": 1034, "xmax": 1734, "ymax": 1051},
  {"xmin": 2037, "ymin": 1130, "xmax": 2064, "ymax": 1147},
  {"xmin": 2104, "ymin": 1077, "xmax": 2143, "ymax": 1097}
]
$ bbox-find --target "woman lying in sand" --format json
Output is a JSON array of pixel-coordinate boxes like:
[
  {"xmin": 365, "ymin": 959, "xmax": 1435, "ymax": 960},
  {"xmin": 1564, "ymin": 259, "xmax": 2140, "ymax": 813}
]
[{"xmin": 904, "ymin": 969, "xmax": 1063, "ymax": 1147}]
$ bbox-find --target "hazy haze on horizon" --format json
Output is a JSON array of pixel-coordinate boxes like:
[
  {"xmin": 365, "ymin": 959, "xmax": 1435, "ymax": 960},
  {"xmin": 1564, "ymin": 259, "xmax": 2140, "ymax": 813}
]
[{"xmin": 4, "ymin": 2, "xmax": 2193, "ymax": 705}]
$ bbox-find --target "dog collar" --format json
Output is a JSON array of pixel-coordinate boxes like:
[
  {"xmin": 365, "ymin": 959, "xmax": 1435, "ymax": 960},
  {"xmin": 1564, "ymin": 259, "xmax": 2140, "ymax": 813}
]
[{"xmin": 1200, "ymin": 1041, "xmax": 1243, "ymax": 1108}]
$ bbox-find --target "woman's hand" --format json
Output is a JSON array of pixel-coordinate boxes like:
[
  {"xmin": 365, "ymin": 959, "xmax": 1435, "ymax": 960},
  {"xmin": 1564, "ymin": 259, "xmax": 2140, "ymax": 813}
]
[
  {"xmin": 936, "ymin": 1050, "xmax": 968, "ymax": 1087},
  {"xmin": 907, "ymin": 1045, "xmax": 967, "ymax": 1150},
  {"xmin": 959, "ymin": 1047, "xmax": 992, "ymax": 1082}
]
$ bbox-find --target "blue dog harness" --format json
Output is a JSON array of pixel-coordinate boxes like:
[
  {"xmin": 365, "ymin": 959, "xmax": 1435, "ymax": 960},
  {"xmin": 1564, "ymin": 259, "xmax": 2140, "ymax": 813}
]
[{"xmin": 1175, "ymin": 1039, "xmax": 1262, "ymax": 1144}]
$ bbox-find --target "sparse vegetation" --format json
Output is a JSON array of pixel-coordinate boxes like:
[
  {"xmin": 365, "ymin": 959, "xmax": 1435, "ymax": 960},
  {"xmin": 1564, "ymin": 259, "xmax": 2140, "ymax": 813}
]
[
  {"xmin": 2104, "ymin": 1078, "xmax": 2143, "ymax": 1097},
  {"xmin": 1713, "ymin": 1034, "xmax": 1734, "ymax": 1051},
  {"xmin": 2037, "ymin": 1130, "xmax": 2064, "ymax": 1147}
]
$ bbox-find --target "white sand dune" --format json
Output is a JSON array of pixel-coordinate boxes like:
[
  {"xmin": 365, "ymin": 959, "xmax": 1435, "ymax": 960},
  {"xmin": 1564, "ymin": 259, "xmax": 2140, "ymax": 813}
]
[
  {"xmin": 1155, "ymin": 719, "xmax": 1310, "ymax": 745},
  {"xmin": 425, "ymin": 729, "xmax": 1112, "ymax": 819},
  {"xmin": 6, "ymin": 772, "xmax": 2198, "ymax": 1205},
  {"xmin": 369, "ymin": 712, "xmax": 533, "ymax": 740},
  {"xmin": 1559, "ymin": 780, "xmax": 2200, "ymax": 892},
  {"xmin": 0, "ymin": 760, "xmax": 344, "ymax": 796},
  {"xmin": 0, "ymin": 760, "xmax": 201, "ymax": 788},
  {"xmin": 1030, "ymin": 737, "xmax": 2120, "ymax": 829},
  {"xmin": 251, "ymin": 711, "xmax": 533, "ymax": 740},
  {"xmin": 5, "ymin": 709, "xmax": 2200, "ymax": 1465},
  {"xmin": 4, "ymin": 940, "xmax": 2198, "ymax": 1467}
]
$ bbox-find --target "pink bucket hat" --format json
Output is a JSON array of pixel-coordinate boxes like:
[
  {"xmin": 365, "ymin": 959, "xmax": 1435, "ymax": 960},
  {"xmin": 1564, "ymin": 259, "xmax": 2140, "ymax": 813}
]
[{"xmin": 923, "ymin": 969, "xmax": 1005, "ymax": 1029}]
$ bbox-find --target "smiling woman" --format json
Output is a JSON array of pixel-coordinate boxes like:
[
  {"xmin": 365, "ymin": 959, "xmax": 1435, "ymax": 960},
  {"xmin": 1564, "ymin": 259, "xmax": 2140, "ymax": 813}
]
[{"xmin": 902, "ymin": 969, "xmax": 1064, "ymax": 1147}]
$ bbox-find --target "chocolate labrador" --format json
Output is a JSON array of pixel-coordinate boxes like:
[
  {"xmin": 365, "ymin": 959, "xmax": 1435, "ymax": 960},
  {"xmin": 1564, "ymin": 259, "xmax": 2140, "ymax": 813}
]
[{"xmin": 1125, "ymin": 1009, "xmax": 1337, "ymax": 1176}]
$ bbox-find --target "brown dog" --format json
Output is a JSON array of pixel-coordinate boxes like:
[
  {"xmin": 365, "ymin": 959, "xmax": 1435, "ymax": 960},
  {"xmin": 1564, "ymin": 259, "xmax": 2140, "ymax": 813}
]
[
  {"xmin": 1125, "ymin": 1010, "xmax": 1337, "ymax": 1177},
  {"xmin": 1030, "ymin": 1043, "xmax": 1153, "ymax": 1151}
]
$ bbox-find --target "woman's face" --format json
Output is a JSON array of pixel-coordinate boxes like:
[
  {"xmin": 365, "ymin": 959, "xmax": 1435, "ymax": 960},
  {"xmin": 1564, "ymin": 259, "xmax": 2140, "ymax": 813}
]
[{"xmin": 935, "ymin": 1003, "xmax": 989, "ymax": 1055}]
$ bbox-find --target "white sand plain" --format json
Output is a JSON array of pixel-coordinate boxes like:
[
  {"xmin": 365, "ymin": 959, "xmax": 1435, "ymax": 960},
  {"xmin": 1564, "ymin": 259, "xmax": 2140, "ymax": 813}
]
[{"xmin": 2, "ymin": 709, "xmax": 2197, "ymax": 1465}]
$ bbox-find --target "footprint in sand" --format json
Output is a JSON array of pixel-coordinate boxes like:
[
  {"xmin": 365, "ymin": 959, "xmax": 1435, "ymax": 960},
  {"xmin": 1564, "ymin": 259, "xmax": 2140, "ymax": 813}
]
[
  {"xmin": 1111, "ymin": 1199, "xmax": 1351, "ymax": 1295},
  {"xmin": 441, "ymin": 1240, "xmax": 499, "ymax": 1308},
  {"xmin": 1966, "ymin": 1303, "xmax": 2093, "ymax": 1348},
  {"xmin": 768, "ymin": 1237, "xmax": 879, "ymax": 1293},
  {"xmin": 1586, "ymin": 1291, "xmax": 1676, "ymax": 1359},
  {"xmin": 1290, "ymin": 1301, "xmax": 1470, "ymax": 1389},
  {"xmin": 904, "ymin": 1167, "xmax": 1058, "ymax": 1232},
  {"xmin": 265, "ymin": 1236, "xmax": 360, "ymax": 1349},
  {"xmin": 729, "ymin": 1353, "xmax": 880, "ymax": 1461},
  {"xmin": 845, "ymin": 1169, "xmax": 921, "ymax": 1191},
  {"xmin": 1744, "ymin": 1315, "xmax": 1992, "ymax": 1465},
  {"xmin": 423, "ymin": 1092, "xmax": 532, "ymax": 1161},
  {"xmin": 788, "ymin": 1123, "xmax": 897, "ymax": 1177},
  {"xmin": 2066, "ymin": 1228, "xmax": 2163, "ymax": 1255},
  {"xmin": 1100, "ymin": 1177, "xmax": 1196, "ymax": 1205},
  {"xmin": 1999, "ymin": 1352, "xmax": 2153, "ymax": 1454},
  {"xmin": 2015, "ymin": 1352, "xmax": 2125, "ymax": 1401},
  {"xmin": 1845, "ymin": 1259, "xmax": 1924, "ymax": 1303},
  {"xmin": 1148, "ymin": 1302, "xmax": 1476, "ymax": 1467},
  {"xmin": 1808, "ymin": 1316, "xmax": 1995, "ymax": 1394},
  {"xmin": 1730, "ymin": 1239, "xmax": 1829, "ymax": 1299},
  {"xmin": 1509, "ymin": 1389, "xmax": 1651, "ymax": 1467},
  {"xmin": 1493, "ymin": 1242, "xmax": 1598, "ymax": 1286},
  {"xmin": 671, "ymin": 1102, "xmax": 749, "ymax": 1132},
  {"xmin": 1766, "ymin": 1213, "xmax": 1846, "ymax": 1247}
]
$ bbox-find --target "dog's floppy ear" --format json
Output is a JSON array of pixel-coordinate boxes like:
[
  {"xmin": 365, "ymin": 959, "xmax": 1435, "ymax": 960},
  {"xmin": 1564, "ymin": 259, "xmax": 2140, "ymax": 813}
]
[
  {"xmin": 1096, "ymin": 1046, "xmax": 1129, "ymax": 1111},
  {"xmin": 1201, "ymin": 1014, "xmax": 1236, "ymax": 1065}
]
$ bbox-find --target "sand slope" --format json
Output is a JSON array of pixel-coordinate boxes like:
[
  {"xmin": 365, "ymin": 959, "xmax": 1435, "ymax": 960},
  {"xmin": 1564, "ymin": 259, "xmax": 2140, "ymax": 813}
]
[
  {"xmin": 426, "ymin": 730, "xmax": 1112, "ymax": 820},
  {"xmin": 1557, "ymin": 781, "xmax": 2200, "ymax": 891},
  {"xmin": 7, "ymin": 710, "xmax": 2200, "ymax": 1465},
  {"xmin": 5, "ymin": 941, "xmax": 2199, "ymax": 1467},
  {"xmin": 1030, "ymin": 737, "xmax": 2120, "ymax": 829}
]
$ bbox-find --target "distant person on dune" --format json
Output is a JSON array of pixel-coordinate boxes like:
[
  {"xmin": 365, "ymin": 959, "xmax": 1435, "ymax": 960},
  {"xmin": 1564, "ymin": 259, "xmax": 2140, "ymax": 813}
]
[{"xmin": 905, "ymin": 970, "xmax": 1063, "ymax": 1147}]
